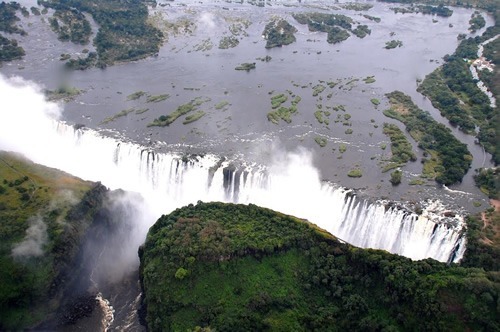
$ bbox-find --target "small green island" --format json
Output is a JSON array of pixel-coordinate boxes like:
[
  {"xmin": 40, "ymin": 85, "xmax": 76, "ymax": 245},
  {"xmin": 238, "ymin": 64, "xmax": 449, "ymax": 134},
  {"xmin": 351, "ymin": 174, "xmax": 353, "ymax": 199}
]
[
  {"xmin": 385, "ymin": 40, "xmax": 403, "ymax": 49},
  {"xmin": 382, "ymin": 123, "xmax": 417, "ymax": 172},
  {"xmin": 219, "ymin": 36, "xmax": 239, "ymax": 49},
  {"xmin": 148, "ymin": 97, "xmax": 208, "ymax": 127},
  {"xmin": 44, "ymin": 84, "xmax": 82, "ymax": 101},
  {"xmin": 314, "ymin": 136, "xmax": 327, "ymax": 147},
  {"xmin": 293, "ymin": 12, "xmax": 354, "ymax": 44},
  {"xmin": 267, "ymin": 92, "xmax": 301, "ymax": 124},
  {"xmin": 262, "ymin": 18, "xmax": 297, "ymax": 48},
  {"xmin": 469, "ymin": 11, "xmax": 486, "ymax": 32},
  {"xmin": 235, "ymin": 62, "xmax": 256, "ymax": 71}
]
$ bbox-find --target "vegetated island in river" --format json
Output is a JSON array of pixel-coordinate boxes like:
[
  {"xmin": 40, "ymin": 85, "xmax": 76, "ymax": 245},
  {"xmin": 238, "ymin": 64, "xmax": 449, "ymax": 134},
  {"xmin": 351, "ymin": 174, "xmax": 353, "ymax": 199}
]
[
  {"xmin": 417, "ymin": 21, "xmax": 499, "ymax": 164},
  {"xmin": 38, "ymin": 0, "xmax": 163, "ymax": 67},
  {"xmin": 139, "ymin": 201, "xmax": 499, "ymax": 332},
  {"xmin": 292, "ymin": 12, "xmax": 371, "ymax": 44},
  {"xmin": 262, "ymin": 18, "xmax": 297, "ymax": 48},
  {"xmin": 384, "ymin": 91, "xmax": 472, "ymax": 185}
]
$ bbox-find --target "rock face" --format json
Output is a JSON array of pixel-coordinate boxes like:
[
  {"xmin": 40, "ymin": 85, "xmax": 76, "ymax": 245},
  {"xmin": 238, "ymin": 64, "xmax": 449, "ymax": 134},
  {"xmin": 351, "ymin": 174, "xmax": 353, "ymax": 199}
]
[
  {"xmin": 140, "ymin": 201, "xmax": 499, "ymax": 332},
  {"xmin": 0, "ymin": 152, "xmax": 138, "ymax": 330}
]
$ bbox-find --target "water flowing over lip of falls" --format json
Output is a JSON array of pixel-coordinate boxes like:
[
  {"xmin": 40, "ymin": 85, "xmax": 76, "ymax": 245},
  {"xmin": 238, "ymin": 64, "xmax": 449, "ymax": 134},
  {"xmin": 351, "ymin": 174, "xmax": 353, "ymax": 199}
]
[{"xmin": 0, "ymin": 75, "xmax": 466, "ymax": 263}]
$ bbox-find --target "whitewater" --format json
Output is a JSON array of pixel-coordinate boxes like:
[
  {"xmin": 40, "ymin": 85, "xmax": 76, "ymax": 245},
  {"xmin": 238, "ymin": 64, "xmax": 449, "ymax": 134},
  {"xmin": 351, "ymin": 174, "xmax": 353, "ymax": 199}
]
[{"xmin": 0, "ymin": 75, "xmax": 466, "ymax": 263}]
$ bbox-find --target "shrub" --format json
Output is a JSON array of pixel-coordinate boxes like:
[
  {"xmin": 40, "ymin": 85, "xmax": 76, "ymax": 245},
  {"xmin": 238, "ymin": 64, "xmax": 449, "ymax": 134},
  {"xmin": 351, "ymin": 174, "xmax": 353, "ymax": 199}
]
[
  {"xmin": 348, "ymin": 169, "xmax": 362, "ymax": 177},
  {"xmin": 390, "ymin": 170, "xmax": 402, "ymax": 185}
]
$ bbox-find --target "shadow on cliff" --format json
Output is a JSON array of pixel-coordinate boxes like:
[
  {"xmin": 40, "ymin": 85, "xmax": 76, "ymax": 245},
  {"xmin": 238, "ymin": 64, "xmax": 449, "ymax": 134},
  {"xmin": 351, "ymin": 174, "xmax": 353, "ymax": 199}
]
[{"xmin": 39, "ymin": 185, "xmax": 152, "ymax": 331}]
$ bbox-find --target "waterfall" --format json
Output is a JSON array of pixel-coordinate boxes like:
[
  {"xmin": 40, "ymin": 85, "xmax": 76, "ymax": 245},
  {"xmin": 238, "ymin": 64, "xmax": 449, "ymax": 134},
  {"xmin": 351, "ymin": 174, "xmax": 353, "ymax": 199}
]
[
  {"xmin": 50, "ymin": 122, "xmax": 466, "ymax": 263},
  {"xmin": 0, "ymin": 75, "xmax": 466, "ymax": 263}
]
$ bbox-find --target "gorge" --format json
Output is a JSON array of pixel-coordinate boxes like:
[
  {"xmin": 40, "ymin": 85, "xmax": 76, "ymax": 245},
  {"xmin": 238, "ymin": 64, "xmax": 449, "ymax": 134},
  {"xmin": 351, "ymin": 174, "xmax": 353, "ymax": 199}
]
[
  {"xmin": 0, "ymin": 75, "xmax": 466, "ymax": 263},
  {"xmin": 0, "ymin": 0, "xmax": 498, "ymax": 330}
]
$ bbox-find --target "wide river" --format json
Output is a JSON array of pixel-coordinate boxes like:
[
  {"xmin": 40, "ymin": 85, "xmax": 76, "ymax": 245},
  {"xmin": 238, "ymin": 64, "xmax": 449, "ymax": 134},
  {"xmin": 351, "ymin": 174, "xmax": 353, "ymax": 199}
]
[{"xmin": 1, "ymin": 0, "xmax": 496, "ymax": 212}]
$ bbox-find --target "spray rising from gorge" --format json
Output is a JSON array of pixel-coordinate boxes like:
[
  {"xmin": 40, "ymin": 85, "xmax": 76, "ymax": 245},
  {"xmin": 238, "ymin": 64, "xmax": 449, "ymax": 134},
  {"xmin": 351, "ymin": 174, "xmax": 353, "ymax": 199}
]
[{"xmin": 0, "ymin": 75, "xmax": 466, "ymax": 263}]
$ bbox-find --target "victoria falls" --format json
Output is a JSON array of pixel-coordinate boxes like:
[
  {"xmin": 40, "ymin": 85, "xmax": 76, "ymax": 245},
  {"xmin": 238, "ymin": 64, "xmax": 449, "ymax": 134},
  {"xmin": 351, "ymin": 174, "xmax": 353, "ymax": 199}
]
[{"xmin": 0, "ymin": 0, "xmax": 498, "ymax": 330}]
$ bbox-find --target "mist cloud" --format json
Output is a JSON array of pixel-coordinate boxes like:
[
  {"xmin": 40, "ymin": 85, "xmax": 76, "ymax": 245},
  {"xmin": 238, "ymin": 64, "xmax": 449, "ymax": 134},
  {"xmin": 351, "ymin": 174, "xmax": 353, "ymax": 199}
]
[
  {"xmin": 0, "ymin": 74, "xmax": 62, "ymax": 163},
  {"xmin": 83, "ymin": 190, "xmax": 156, "ymax": 285},
  {"xmin": 12, "ymin": 216, "xmax": 48, "ymax": 258},
  {"xmin": 198, "ymin": 12, "xmax": 216, "ymax": 31}
]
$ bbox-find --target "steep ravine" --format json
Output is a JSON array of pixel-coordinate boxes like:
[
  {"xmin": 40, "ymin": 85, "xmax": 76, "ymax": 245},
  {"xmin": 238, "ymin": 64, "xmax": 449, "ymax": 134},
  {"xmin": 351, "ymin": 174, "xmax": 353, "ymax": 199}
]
[{"xmin": 0, "ymin": 151, "xmax": 142, "ymax": 330}]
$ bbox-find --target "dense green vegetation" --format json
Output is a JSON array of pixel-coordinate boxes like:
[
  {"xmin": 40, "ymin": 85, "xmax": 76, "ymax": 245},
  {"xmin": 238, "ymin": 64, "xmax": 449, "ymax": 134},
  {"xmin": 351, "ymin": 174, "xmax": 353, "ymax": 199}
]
[
  {"xmin": 65, "ymin": 51, "xmax": 97, "ymax": 70},
  {"xmin": 0, "ymin": 35, "xmax": 25, "ymax": 62},
  {"xmin": 219, "ymin": 36, "xmax": 239, "ymax": 49},
  {"xmin": 391, "ymin": 4, "xmax": 453, "ymax": 17},
  {"xmin": 384, "ymin": 91, "xmax": 472, "ymax": 185},
  {"xmin": 235, "ymin": 62, "xmax": 256, "ymax": 71},
  {"xmin": 0, "ymin": 151, "xmax": 97, "ymax": 329},
  {"xmin": 312, "ymin": 84, "xmax": 326, "ymax": 96},
  {"xmin": 390, "ymin": 169, "xmax": 403, "ymax": 185},
  {"xmin": 293, "ymin": 12, "xmax": 364, "ymax": 44},
  {"xmin": 0, "ymin": 2, "xmax": 26, "ymax": 35},
  {"xmin": 213, "ymin": 101, "xmax": 229, "ymax": 111},
  {"xmin": 127, "ymin": 91, "xmax": 146, "ymax": 101},
  {"xmin": 100, "ymin": 107, "xmax": 149, "ymax": 124},
  {"xmin": 385, "ymin": 40, "xmax": 403, "ymax": 49},
  {"xmin": 418, "ymin": 4, "xmax": 453, "ymax": 16},
  {"xmin": 326, "ymin": 26, "xmax": 350, "ymax": 44},
  {"xmin": 262, "ymin": 18, "xmax": 297, "ymax": 48},
  {"xmin": 462, "ymin": 212, "xmax": 500, "ymax": 271},
  {"xmin": 30, "ymin": 6, "xmax": 41, "ymax": 16},
  {"xmin": 347, "ymin": 169, "xmax": 363, "ymax": 177},
  {"xmin": 481, "ymin": 32, "xmax": 500, "ymax": 91},
  {"xmin": 293, "ymin": 12, "xmax": 353, "ymax": 31},
  {"xmin": 48, "ymin": 8, "xmax": 91, "ymax": 44},
  {"xmin": 0, "ymin": 2, "xmax": 26, "ymax": 62},
  {"xmin": 474, "ymin": 168, "xmax": 499, "ymax": 199},
  {"xmin": 44, "ymin": 84, "xmax": 82, "ymax": 101},
  {"xmin": 140, "ymin": 202, "xmax": 500, "ymax": 332},
  {"xmin": 60, "ymin": 52, "xmax": 73, "ymax": 61},
  {"xmin": 146, "ymin": 94, "xmax": 170, "ymax": 103},
  {"xmin": 469, "ymin": 11, "xmax": 486, "ymax": 32},
  {"xmin": 382, "ymin": 123, "xmax": 417, "ymax": 164},
  {"xmin": 40, "ymin": 0, "xmax": 163, "ymax": 66},
  {"xmin": 270, "ymin": 93, "xmax": 288, "ymax": 109},
  {"xmin": 352, "ymin": 25, "xmax": 371, "ymax": 38},
  {"xmin": 381, "ymin": 0, "xmax": 500, "ymax": 164},
  {"xmin": 183, "ymin": 111, "xmax": 206, "ymax": 125},
  {"xmin": 363, "ymin": 14, "xmax": 381, "ymax": 23},
  {"xmin": 417, "ymin": 31, "xmax": 498, "ymax": 164},
  {"xmin": 314, "ymin": 136, "xmax": 327, "ymax": 147},
  {"xmin": 314, "ymin": 110, "xmax": 330, "ymax": 125},
  {"xmin": 379, "ymin": 0, "xmax": 498, "ymax": 12},
  {"xmin": 148, "ymin": 97, "xmax": 208, "ymax": 127},
  {"xmin": 340, "ymin": 3, "xmax": 373, "ymax": 11},
  {"xmin": 267, "ymin": 93, "xmax": 301, "ymax": 124},
  {"xmin": 363, "ymin": 76, "xmax": 376, "ymax": 84}
]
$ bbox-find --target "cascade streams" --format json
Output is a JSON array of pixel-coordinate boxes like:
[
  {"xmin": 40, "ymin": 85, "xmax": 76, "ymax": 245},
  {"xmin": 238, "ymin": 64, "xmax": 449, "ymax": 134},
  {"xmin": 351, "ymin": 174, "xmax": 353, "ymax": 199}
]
[{"xmin": 52, "ymin": 122, "xmax": 466, "ymax": 263}]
